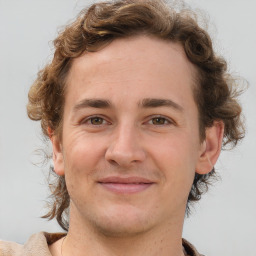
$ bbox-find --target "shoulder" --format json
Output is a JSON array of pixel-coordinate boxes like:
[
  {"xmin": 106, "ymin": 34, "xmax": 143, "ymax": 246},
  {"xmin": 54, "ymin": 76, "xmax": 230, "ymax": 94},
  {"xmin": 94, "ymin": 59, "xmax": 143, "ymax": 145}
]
[
  {"xmin": 182, "ymin": 238, "xmax": 205, "ymax": 256},
  {"xmin": 0, "ymin": 232, "xmax": 65, "ymax": 256},
  {"xmin": 0, "ymin": 239, "xmax": 23, "ymax": 256}
]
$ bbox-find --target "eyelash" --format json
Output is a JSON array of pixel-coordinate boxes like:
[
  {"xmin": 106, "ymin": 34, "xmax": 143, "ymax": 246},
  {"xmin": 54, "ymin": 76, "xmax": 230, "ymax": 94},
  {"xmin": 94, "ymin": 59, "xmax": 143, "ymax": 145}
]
[
  {"xmin": 147, "ymin": 115, "xmax": 173, "ymax": 126},
  {"xmin": 81, "ymin": 115, "xmax": 109, "ymax": 126},
  {"xmin": 81, "ymin": 115, "xmax": 174, "ymax": 127}
]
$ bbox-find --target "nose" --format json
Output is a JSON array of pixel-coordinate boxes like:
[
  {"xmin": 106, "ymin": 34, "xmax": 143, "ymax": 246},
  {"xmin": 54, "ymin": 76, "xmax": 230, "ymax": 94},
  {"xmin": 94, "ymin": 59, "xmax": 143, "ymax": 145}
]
[{"xmin": 105, "ymin": 124, "xmax": 146, "ymax": 167}]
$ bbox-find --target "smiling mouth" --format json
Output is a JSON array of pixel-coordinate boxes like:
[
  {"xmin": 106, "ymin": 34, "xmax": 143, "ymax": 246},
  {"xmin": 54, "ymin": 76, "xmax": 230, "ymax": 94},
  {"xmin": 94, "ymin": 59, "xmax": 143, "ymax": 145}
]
[{"xmin": 98, "ymin": 177, "xmax": 155, "ymax": 194}]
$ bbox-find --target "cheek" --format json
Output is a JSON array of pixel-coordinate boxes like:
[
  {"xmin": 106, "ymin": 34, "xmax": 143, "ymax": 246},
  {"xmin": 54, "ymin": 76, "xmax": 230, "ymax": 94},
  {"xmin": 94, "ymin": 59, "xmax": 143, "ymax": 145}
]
[
  {"xmin": 63, "ymin": 134, "xmax": 106, "ymax": 185},
  {"xmin": 144, "ymin": 135, "xmax": 197, "ymax": 213},
  {"xmin": 149, "ymin": 135, "xmax": 197, "ymax": 187},
  {"xmin": 62, "ymin": 136, "xmax": 107, "ymax": 209}
]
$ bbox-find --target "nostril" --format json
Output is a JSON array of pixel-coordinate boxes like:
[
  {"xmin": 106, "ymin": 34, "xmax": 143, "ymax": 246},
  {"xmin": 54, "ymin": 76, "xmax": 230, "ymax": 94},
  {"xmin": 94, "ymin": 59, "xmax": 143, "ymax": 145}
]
[
  {"xmin": 105, "ymin": 139, "xmax": 146, "ymax": 167},
  {"xmin": 109, "ymin": 159, "xmax": 119, "ymax": 166}
]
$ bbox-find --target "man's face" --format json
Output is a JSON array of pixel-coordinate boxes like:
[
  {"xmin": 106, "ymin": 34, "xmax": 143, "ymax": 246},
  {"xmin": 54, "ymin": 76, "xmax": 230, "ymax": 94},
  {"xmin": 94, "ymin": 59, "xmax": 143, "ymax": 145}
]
[{"xmin": 53, "ymin": 35, "xmax": 206, "ymax": 236}]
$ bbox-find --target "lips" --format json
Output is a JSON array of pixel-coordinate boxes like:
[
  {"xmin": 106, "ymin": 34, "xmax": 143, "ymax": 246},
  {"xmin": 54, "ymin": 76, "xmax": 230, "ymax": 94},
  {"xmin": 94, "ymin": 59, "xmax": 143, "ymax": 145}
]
[{"xmin": 98, "ymin": 176, "xmax": 155, "ymax": 194}]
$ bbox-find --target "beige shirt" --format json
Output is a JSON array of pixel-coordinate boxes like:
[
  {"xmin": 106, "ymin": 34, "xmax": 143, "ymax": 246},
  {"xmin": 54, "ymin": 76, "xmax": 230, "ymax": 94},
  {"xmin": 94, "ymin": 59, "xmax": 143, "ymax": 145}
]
[{"xmin": 0, "ymin": 232, "xmax": 204, "ymax": 256}]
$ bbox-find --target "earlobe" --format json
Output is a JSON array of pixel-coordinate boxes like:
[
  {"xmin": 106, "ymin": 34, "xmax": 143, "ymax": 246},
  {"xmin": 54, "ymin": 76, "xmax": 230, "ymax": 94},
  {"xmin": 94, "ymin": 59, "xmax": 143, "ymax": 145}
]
[
  {"xmin": 48, "ymin": 127, "xmax": 65, "ymax": 176},
  {"xmin": 196, "ymin": 121, "xmax": 224, "ymax": 175}
]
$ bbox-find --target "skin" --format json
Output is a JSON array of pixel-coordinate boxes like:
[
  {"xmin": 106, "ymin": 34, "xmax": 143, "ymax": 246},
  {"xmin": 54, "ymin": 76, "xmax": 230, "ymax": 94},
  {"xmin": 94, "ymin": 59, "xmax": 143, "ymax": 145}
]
[{"xmin": 49, "ymin": 35, "xmax": 224, "ymax": 256}]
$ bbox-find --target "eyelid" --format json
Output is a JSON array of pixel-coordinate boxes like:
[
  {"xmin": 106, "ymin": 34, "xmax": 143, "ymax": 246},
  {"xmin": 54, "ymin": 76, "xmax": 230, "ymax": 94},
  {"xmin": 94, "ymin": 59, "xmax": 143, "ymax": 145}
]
[
  {"xmin": 145, "ymin": 115, "xmax": 175, "ymax": 125},
  {"xmin": 80, "ymin": 115, "xmax": 110, "ymax": 125},
  {"xmin": 79, "ymin": 114, "xmax": 175, "ymax": 126}
]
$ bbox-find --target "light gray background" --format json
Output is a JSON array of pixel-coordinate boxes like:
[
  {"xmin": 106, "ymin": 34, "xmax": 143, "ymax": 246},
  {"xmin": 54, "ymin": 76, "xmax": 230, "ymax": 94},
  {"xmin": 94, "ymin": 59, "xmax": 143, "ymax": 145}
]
[{"xmin": 0, "ymin": 0, "xmax": 255, "ymax": 255}]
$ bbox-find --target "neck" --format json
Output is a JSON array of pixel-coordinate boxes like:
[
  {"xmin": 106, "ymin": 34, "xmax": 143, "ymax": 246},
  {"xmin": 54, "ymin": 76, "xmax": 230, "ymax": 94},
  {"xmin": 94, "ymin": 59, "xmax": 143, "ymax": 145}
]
[{"xmin": 61, "ymin": 206, "xmax": 186, "ymax": 256}]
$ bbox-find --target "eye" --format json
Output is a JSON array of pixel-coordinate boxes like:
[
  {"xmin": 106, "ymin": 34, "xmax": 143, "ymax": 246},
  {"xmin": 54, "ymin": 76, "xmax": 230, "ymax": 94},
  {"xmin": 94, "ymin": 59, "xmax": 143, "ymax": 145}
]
[
  {"xmin": 82, "ymin": 116, "xmax": 108, "ymax": 126},
  {"xmin": 89, "ymin": 117, "xmax": 104, "ymax": 125},
  {"xmin": 149, "ymin": 116, "xmax": 172, "ymax": 125},
  {"xmin": 90, "ymin": 117, "xmax": 104, "ymax": 125}
]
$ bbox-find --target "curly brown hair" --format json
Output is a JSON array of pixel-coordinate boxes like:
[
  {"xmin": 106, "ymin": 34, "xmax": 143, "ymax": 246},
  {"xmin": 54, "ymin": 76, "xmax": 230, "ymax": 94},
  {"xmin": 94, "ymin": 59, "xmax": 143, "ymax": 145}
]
[{"xmin": 27, "ymin": 0, "xmax": 245, "ymax": 231}]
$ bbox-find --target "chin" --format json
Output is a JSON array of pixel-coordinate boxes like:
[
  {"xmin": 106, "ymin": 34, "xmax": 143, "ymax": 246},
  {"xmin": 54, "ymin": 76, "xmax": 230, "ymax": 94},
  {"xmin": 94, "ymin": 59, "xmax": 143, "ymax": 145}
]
[
  {"xmin": 91, "ymin": 219, "xmax": 152, "ymax": 238},
  {"xmin": 87, "ymin": 206, "xmax": 156, "ymax": 238}
]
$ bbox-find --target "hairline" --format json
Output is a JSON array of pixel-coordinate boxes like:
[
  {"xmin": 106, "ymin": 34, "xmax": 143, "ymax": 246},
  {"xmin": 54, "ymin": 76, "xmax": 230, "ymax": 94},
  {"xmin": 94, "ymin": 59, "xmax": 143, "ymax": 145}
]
[{"xmin": 54, "ymin": 35, "xmax": 205, "ymax": 143}]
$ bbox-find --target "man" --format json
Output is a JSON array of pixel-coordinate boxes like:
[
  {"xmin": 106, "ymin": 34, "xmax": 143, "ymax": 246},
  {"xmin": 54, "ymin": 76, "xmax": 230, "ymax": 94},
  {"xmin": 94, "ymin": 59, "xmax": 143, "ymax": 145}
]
[{"xmin": 0, "ymin": 0, "xmax": 244, "ymax": 255}]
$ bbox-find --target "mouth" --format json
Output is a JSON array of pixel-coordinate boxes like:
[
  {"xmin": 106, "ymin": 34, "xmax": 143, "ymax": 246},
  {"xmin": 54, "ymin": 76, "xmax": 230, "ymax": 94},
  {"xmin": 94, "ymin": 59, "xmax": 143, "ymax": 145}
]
[{"xmin": 97, "ymin": 176, "xmax": 155, "ymax": 194}]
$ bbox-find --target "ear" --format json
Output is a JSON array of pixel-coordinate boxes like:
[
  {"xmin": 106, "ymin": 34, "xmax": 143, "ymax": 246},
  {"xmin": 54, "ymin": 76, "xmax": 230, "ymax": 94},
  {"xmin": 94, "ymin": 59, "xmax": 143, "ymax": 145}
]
[
  {"xmin": 196, "ymin": 121, "xmax": 224, "ymax": 174},
  {"xmin": 48, "ymin": 127, "xmax": 65, "ymax": 176}
]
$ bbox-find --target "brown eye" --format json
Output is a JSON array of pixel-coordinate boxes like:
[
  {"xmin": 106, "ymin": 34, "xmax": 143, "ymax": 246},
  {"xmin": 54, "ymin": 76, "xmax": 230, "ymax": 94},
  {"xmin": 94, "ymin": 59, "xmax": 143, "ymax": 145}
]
[
  {"xmin": 151, "ymin": 117, "xmax": 168, "ymax": 125},
  {"xmin": 90, "ymin": 117, "xmax": 104, "ymax": 125}
]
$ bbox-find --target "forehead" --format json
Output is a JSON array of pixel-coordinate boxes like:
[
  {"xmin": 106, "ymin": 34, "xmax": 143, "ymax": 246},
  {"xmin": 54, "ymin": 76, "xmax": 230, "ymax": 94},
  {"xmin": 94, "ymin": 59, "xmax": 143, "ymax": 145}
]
[{"xmin": 65, "ymin": 35, "xmax": 197, "ymax": 108}]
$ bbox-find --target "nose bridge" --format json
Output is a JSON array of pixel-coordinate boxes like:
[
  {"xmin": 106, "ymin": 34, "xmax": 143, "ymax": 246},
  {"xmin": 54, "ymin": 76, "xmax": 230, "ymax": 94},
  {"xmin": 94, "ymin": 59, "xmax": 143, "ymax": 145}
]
[{"xmin": 105, "ymin": 120, "xmax": 146, "ymax": 166}]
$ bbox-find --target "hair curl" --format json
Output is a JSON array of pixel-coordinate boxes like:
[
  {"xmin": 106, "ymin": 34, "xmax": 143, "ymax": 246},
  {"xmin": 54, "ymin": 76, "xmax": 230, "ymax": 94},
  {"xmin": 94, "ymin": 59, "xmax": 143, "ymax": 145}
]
[{"xmin": 27, "ymin": 0, "xmax": 245, "ymax": 231}]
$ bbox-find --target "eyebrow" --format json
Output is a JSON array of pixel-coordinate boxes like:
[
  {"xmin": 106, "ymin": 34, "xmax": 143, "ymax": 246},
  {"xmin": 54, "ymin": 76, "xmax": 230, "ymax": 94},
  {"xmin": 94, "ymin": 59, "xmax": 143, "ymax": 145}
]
[
  {"xmin": 139, "ymin": 98, "xmax": 184, "ymax": 112},
  {"xmin": 73, "ymin": 98, "xmax": 183, "ymax": 112},
  {"xmin": 73, "ymin": 99, "xmax": 112, "ymax": 111}
]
